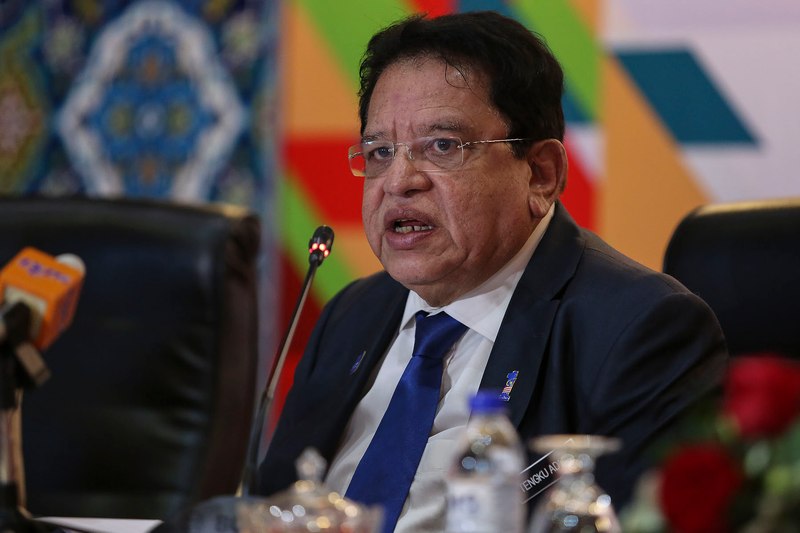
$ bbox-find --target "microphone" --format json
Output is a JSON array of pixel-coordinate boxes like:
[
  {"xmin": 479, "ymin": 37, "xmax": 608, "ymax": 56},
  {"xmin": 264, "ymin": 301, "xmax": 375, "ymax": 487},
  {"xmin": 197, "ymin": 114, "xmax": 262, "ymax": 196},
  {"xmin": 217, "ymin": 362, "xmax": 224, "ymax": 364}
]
[
  {"xmin": 0, "ymin": 248, "xmax": 85, "ymax": 532},
  {"xmin": 239, "ymin": 225, "xmax": 335, "ymax": 496},
  {"xmin": 0, "ymin": 247, "xmax": 85, "ymax": 352},
  {"xmin": 308, "ymin": 225, "xmax": 334, "ymax": 266}
]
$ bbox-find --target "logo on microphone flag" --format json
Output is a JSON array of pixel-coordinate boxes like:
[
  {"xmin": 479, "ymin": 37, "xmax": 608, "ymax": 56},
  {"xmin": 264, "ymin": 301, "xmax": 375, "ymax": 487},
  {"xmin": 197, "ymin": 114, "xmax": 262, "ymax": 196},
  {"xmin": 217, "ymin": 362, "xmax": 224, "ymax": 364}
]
[{"xmin": 499, "ymin": 370, "xmax": 519, "ymax": 402}]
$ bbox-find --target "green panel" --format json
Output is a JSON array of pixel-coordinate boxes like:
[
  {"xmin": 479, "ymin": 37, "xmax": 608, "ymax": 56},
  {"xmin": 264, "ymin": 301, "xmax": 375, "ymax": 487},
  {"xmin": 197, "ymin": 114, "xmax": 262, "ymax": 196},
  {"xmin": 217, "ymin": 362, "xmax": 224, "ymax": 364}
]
[
  {"xmin": 513, "ymin": 0, "xmax": 601, "ymax": 120},
  {"xmin": 295, "ymin": 0, "xmax": 412, "ymax": 87},
  {"xmin": 278, "ymin": 174, "xmax": 355, "ymax": 303}
]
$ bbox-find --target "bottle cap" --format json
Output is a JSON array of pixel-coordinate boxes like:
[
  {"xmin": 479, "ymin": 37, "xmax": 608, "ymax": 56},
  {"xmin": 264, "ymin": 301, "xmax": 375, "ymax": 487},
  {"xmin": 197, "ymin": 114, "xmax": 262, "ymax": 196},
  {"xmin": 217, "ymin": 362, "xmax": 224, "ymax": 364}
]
[{"xmin": 469, "ymin": 390, "xmax": 506, "ymax": 413}]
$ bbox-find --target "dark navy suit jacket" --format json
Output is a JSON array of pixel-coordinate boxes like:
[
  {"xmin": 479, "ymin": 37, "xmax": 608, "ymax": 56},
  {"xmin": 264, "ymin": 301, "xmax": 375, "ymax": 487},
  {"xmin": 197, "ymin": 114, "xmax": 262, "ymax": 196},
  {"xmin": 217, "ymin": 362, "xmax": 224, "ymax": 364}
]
[{"xmin": 257, "ymin": 203, "xmax": 727, "ymax": 508}]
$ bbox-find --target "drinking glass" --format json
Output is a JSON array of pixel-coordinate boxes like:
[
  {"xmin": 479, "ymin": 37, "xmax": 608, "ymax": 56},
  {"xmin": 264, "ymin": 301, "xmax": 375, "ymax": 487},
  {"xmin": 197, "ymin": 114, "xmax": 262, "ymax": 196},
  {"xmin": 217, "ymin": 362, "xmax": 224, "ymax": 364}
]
[
  {"xmin": 236, "ymin": 448, "xmax": 382, "ymax": 532},
  {"xmin": 527, "ymin": 435, "xmax": 622, "ymax": 533}
]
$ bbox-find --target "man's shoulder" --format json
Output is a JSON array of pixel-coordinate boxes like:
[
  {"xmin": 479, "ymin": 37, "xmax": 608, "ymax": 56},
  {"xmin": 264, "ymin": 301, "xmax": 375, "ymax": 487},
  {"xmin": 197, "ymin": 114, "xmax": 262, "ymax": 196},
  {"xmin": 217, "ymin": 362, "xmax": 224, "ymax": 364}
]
[
  {"xmin": 535, "ymin": 203, "xmax": 689, "ymax": 303},
  {"xmin": 540, "ymin": 224, "xmax": 722, "ymax": 344},
  {"xmin": 575, "ymin": 228, "xmax": 689, "ymax": 298}
]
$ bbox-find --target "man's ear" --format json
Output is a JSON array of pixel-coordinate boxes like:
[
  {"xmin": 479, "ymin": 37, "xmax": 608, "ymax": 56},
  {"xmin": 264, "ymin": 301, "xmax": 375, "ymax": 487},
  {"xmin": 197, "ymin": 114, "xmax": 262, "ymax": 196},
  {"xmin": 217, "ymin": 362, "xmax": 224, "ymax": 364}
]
[{"xmin": 527, "ymin": 139, "xmax": 568, "ymax": 218}]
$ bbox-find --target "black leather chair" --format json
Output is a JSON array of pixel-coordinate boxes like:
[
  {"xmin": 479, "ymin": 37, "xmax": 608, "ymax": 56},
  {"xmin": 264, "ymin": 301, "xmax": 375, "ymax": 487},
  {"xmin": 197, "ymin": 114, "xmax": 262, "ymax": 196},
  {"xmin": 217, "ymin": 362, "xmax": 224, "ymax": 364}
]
[
  {"xmin": 0, "ymin": 196, "xmax": 260, "ymax": 520},
  {"xmin": 663, "ymin": 198, "xmax": 800, "ymax": 358}
]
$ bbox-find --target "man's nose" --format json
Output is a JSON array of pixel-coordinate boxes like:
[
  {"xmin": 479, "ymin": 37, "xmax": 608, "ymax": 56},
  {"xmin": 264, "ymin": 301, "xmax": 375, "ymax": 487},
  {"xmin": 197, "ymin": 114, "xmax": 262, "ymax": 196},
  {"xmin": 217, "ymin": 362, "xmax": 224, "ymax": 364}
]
[
  {"xmin": 386, "ymin": 143, "xmax": 417, "ymax": 174},
  {"xmin": 397, "ymin": 142, "xmax": 415, "ymax": 162},
  {"xmin": 383, "ymin": 144, "xmax": 430, "ymax": 194}
]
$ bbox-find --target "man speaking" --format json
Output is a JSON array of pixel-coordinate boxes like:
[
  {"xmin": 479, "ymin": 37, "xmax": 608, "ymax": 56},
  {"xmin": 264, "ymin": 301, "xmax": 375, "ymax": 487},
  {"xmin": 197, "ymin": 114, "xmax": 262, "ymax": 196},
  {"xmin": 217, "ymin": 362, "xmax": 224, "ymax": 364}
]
[{"xmin": 258, "ymin": 10, "xmax": 727, "ymax": 532}]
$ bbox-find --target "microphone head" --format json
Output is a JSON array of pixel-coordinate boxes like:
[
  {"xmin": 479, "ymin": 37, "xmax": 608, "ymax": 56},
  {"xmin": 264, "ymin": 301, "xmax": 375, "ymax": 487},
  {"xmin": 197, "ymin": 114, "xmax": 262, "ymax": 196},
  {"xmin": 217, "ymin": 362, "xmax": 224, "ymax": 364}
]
[
  {"xmin": 55, "ymin": 253, "xmax": 86, "ymax": 275},
  {"xmin": 0, "ymin": 247, "xmax": 85, "ymax": 350},
  {"xmin": 308, "ymin": 225, "xmax": 334, "ymax": 266}
]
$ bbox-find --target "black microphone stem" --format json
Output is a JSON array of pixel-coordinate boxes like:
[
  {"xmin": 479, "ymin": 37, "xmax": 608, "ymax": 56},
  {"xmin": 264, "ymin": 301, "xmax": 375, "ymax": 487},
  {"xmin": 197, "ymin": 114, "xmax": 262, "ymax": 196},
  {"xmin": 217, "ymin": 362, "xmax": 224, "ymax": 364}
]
[
  {"xmin": 267, "ymin": 264, "xmax": 316, "ymax": 413},
  {"xmin": 239, "ymin": 226, "xmax": 333, "ymax": 496}
]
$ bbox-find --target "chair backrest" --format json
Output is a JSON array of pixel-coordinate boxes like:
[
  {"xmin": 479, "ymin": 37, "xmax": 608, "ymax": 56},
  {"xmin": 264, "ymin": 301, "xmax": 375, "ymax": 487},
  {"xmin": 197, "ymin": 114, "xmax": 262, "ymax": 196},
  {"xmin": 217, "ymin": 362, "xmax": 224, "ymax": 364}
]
[
  {"xmin": 663, "ymin": 198, "xmax": 800, "ymax": 358},
  {"xmin": 0, "ymin": 196, "xmax": 260, "ymax": 520}
]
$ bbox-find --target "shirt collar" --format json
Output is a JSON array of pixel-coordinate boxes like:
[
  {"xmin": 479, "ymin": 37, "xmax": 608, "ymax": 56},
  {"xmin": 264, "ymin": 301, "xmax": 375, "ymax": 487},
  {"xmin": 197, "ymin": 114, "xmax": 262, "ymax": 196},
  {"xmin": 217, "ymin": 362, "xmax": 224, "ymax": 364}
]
[{"xmin": 401, "ymin": 203, "xmax": 556, "ymax": 342}]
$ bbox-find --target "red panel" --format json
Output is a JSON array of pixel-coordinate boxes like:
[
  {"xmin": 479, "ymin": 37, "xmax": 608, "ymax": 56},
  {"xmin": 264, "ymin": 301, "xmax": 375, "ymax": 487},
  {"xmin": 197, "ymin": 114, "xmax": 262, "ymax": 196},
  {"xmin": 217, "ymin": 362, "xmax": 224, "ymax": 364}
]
[
  {"xmin": 284, "ymin": 136, "xmax": 364, "ymax": 225},
  {"xmin": 560, "ymin": 143, "xmax": 596, "ymax": 231},
  {"xmin": 409, "ymin": 0, "xmax": 456, "ymax": 17}
]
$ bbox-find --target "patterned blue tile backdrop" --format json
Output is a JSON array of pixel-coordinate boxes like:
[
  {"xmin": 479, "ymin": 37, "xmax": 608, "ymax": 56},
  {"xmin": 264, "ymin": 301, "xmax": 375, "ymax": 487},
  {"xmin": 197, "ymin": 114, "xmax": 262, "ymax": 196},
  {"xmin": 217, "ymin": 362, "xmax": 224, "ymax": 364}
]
[
  {"xmin": 0, "ymin": 0, "xmax": 278, "ymax": 214},
  {"xmin": 0, "ymin": 0, "xmax": 280, "ymax": 384}
]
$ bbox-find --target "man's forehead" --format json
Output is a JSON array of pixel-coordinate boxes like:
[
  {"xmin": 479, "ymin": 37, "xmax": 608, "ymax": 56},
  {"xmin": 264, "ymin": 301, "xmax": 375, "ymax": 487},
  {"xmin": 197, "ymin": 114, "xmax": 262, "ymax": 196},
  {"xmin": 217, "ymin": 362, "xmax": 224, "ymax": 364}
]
[
  {"xmin": 384, "ymin": 54, "xmax": 487, "ymax": 90},
  {"xmin": 364, "ymin": 60, "xmax": 497, "ymax": 139},
  {"xmin": 363, "ymin": 117, "xmax": 473, "ymax": 141}
]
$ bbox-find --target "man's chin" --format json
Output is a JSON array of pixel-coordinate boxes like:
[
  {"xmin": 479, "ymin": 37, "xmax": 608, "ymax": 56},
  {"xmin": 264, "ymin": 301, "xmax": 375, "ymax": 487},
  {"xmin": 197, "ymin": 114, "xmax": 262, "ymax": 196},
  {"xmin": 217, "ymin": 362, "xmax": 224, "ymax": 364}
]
[
  {"xmin": 384, "ymin": 259, "xmax": 434, "ymax": 284},
  {"xmin": 386, "ymin": 271, "xmax": 432, "ymax": 291},
  {"xmin": 384, "ymin": 268, "xmax": 459, "ymax": 307}
]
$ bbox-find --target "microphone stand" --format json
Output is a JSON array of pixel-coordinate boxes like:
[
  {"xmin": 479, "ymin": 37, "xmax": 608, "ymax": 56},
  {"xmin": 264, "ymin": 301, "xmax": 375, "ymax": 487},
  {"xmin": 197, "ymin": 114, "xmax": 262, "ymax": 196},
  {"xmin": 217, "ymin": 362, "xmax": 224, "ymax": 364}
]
[
  {"xmin": 239, "ymin": 226, "xmax": 332, "ymax": 495},
  {"xmin": 0, "ymin": 303, "xmax": 52, "ymax": 532}
]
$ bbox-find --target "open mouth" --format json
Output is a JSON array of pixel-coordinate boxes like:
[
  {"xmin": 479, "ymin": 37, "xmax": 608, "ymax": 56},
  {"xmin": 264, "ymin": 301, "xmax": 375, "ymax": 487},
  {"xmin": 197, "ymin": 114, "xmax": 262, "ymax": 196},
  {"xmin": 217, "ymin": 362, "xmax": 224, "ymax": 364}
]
[{"xmin": 393, "ymin": 218, "xmax": 433, "ymax": 234}]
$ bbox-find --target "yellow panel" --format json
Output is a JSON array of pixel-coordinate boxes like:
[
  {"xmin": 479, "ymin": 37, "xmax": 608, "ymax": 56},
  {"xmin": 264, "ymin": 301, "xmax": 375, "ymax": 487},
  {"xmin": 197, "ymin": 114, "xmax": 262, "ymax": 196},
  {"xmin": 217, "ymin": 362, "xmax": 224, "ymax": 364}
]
[
  {"xmin": 599, "ymin": 56, "xmax": 709, "ymax": 271},
  {"xmin": 281, "ymin": 3, "xmax": 360, "ymax": 135},
  {"xmin": 334, "ymin": 225, "xmax": 383, "ymax": 278}
]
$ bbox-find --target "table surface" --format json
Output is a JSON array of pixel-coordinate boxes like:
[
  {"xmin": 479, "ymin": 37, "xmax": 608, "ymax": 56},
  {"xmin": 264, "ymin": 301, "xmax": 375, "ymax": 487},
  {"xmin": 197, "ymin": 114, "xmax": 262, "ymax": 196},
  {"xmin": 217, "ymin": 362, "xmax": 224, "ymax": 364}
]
[{"xmin": 38, "ymin": 517, "xmax": 161, "ymax": 533}]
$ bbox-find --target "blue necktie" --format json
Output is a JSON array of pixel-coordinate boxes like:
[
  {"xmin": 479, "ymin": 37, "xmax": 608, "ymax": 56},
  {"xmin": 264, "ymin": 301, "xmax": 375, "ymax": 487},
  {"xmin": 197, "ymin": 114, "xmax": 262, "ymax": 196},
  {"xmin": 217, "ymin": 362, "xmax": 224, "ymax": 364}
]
[{"xmin": 346, "ymin": 311, "xmax": 468, "ymax": 532}]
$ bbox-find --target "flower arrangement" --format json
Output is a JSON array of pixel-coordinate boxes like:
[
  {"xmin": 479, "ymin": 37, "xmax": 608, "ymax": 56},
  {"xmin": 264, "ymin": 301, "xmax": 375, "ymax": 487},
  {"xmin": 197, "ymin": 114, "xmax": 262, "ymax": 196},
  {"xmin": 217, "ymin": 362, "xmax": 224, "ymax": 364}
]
[{"xmin": 623, "ymin": 353, "xmax": 800, "ymax": 533}]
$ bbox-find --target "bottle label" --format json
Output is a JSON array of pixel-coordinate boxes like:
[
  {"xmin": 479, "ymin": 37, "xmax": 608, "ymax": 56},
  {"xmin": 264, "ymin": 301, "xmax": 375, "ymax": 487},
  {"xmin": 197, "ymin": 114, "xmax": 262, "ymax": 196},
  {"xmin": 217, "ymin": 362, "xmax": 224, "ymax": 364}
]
[{"xmin": 445, "ymin": 480, "xmax": 524, "ymax": 533}]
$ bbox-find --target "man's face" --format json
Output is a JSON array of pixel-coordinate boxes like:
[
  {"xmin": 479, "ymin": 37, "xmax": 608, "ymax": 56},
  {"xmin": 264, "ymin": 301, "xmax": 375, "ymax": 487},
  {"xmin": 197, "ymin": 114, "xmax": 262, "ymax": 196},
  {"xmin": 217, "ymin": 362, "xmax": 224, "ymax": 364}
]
[{"xmin": 361, "ymin": 56, "xmax": 552, "ymax": 306}]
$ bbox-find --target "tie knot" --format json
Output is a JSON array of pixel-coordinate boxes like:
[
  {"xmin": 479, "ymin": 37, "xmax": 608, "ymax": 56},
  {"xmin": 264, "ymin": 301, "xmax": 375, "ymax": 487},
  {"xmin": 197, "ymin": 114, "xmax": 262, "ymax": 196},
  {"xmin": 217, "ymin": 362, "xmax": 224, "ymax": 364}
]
[{"xmin": 413, "ymin": 311, "xmax": 468, "ymax": 361}]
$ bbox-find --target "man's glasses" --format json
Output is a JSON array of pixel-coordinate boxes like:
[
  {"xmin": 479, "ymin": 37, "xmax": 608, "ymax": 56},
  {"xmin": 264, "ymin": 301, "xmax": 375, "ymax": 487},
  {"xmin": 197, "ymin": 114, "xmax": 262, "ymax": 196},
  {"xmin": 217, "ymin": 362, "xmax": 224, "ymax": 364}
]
[{"xmin": 347, "ymin": 136, "xmax": 532, "ymax": 178}]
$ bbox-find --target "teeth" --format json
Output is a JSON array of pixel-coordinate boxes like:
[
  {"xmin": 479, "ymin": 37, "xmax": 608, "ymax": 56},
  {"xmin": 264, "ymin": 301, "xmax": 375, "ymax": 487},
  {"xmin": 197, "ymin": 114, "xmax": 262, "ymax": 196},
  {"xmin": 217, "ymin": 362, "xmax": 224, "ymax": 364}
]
[
  {"xmin": 394, "ymin": 221, "xmax": 433, "ymax": 234},
  {"xmin": 396, "ymin": 225, "xmax": 432, "ymax": 234}
]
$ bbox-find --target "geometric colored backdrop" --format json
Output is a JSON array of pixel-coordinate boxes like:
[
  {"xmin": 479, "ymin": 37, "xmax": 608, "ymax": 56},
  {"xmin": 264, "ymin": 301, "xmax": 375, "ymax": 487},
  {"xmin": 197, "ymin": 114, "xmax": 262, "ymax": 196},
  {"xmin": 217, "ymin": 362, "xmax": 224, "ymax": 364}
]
[
  {"xmin": 4, "ymin": 0, "xmax": 800, "ymax": 414},
  {"xmin": 276, "ymin": 0, "xmax": 800, "ymax": 410}
]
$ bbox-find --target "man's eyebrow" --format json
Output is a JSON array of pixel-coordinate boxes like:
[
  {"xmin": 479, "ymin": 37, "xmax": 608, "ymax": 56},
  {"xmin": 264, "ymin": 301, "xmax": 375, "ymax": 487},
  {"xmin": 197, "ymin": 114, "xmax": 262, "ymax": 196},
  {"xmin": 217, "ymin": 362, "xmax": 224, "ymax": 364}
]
[
  {"xmin": 362, "ymin": 132, "xmax": 387, "ymax": 142},
  {"xmin": 361, "ymin": 121, "xmax": 467, "ymax": 142},
  {"xmin": 424, "ymin": 121, "xmax": 465, "ymax": 134}
]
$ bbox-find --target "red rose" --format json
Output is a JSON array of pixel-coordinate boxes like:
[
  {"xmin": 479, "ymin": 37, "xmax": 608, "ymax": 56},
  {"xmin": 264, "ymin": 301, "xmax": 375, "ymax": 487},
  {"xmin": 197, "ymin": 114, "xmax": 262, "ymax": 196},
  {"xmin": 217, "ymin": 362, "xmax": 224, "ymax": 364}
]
[
  {"xmin": 723, "ymin": 354, "xmax": 800, "ymax": 438},
  {"xmin": 659, "ymin": 443, "xmax": 742, "ymax": 533}
]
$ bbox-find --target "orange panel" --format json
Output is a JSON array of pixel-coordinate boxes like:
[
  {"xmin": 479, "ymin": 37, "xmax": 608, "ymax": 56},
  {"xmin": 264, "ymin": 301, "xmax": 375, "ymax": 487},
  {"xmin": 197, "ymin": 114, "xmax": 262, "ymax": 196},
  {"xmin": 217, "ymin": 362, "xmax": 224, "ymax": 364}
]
[
  {"xmin": 281, "ymin": 2, "xmax": 360, "ymax": 136},
  {"xmin": 600, "ymin": 56, "xmax": 709, "ymax": 270}
]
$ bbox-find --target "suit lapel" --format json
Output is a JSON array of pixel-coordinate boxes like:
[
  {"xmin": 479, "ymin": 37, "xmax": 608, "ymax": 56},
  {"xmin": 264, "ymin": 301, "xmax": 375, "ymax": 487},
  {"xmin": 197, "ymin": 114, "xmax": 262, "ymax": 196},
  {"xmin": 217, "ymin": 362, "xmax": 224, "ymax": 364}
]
[{"xmin": 480, "ymin": 203, "xmax": 585, "ymax": 427}]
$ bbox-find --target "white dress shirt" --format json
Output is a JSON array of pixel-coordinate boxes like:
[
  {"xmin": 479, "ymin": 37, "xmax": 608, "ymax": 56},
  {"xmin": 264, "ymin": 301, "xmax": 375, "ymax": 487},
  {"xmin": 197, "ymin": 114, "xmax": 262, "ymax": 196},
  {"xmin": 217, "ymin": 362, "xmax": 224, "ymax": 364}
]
[{"xmin": 325, "ymin": 205, "xmax": 554, "ymax": 532}]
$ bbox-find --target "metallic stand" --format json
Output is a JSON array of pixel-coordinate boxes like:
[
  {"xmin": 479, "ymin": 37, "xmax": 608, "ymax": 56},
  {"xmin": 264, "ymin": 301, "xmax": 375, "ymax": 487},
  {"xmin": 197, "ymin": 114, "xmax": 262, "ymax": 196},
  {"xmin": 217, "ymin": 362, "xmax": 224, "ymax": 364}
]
[
  {"xmin": 239, "ymin": 225, "xmax": 334, "ymax": 496},
  {"xmin": 0, "ymin": 303, "xmax": 53, "ymax": 532}
]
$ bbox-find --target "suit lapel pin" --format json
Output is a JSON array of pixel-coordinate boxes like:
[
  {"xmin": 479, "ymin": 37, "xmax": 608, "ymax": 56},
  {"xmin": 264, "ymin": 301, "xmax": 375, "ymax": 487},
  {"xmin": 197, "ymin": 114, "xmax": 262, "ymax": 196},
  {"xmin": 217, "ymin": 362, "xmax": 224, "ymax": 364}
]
[
  {"xmin": 499, "ymin": 370, "xmax": 519, "ymax": 402},
  {"xmin": 350, "ymin": 350, "xmax": 367, "ymax": 375}
]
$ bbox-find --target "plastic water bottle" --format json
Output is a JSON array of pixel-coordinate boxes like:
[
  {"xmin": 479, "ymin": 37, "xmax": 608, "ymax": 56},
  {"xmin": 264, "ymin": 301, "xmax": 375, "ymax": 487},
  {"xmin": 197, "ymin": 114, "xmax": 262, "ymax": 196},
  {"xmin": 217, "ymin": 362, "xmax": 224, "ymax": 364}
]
[{"xmin": 445, "ymin": 391, "xmax": 526, "ymax": 533}]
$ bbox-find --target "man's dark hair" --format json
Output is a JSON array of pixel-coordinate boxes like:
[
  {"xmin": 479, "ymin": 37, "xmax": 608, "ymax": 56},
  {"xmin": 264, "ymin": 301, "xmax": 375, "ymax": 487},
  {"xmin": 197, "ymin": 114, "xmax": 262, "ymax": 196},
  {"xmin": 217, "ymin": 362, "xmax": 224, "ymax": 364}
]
[{"xmin": 358, "ymin": 11, "xmax": 565, "ymax": 155}]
